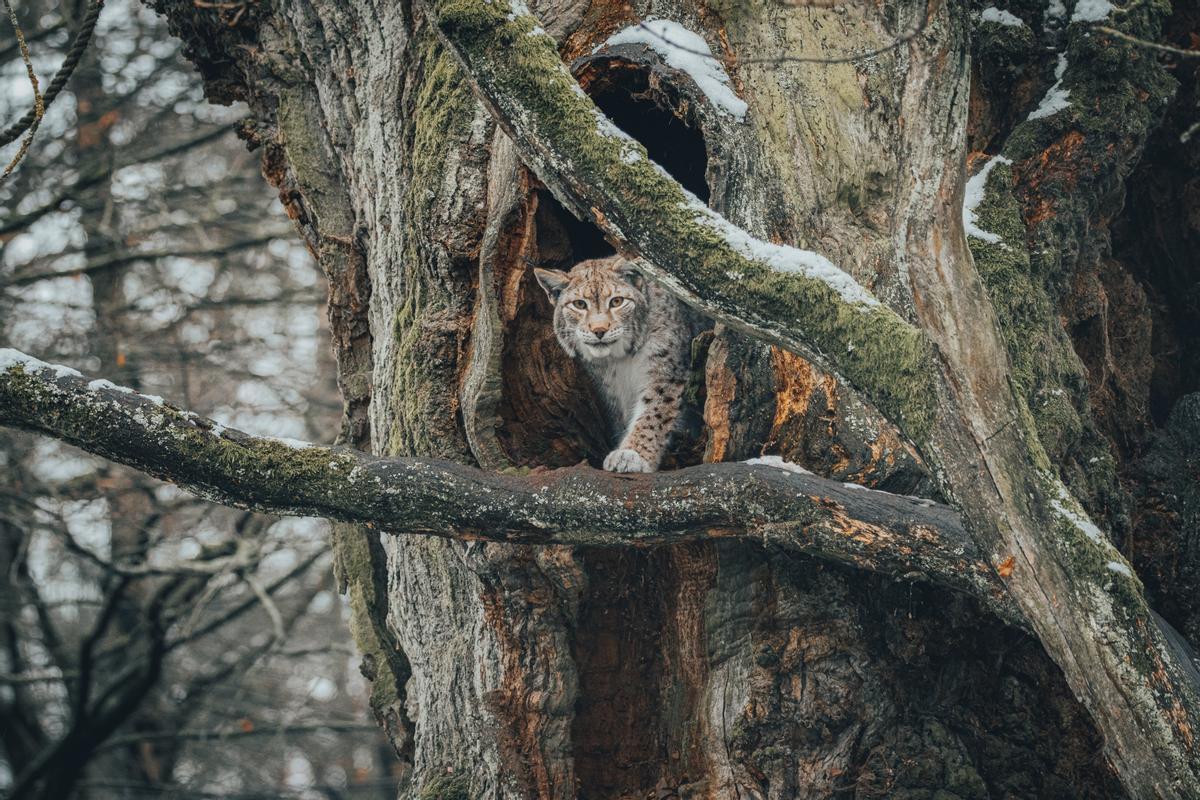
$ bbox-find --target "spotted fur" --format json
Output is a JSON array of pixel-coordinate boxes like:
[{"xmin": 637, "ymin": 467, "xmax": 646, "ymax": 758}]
[{"xmin": 535, "ymin": 255, "xmax": 694, "ymax": 473}]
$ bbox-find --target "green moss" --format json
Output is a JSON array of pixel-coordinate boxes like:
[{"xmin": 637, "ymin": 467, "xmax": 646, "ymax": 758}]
[
  {"xmin": 417, "ymin": 774, "xmax": 472, "ymax": 800},
  {"xmin": 969, "ymin": 0, "xmax": 1176, "ymax": 536},
  {"xmin": 1026, "ymin": 465, "xmax": 1145, "ymax": 615},
  {"xmin": 388, "ymin": 35, "xmax": 477, "ymax": 458},
  {"xmin": 966, "ymin": 161, "xmax": 1122, "ymax": 519},
  {"xmin": 332, "ymin": 524, "xmax": 408, "ymax": 720},
  {"xmin": 1004, "ymin": 2, "xmax": 1176, "ymax": 295},
  {"xmin": 277, "ymin": 86, "xmax": 355, "ymax": 238},
  {"xmin": 430, "ymin": 0, "xmax": 937, "ymax": 442}
]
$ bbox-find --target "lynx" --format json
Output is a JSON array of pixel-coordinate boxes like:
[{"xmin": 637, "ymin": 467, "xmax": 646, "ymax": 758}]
[{"xmin": 534, "ymin": 255, "xmax": 695, "ymax": 473}]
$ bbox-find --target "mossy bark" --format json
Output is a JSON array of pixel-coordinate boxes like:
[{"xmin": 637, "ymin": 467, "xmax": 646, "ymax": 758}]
[{"xmin": 131, "ymin": 0, "xmax": 1200, "ymax": 796}]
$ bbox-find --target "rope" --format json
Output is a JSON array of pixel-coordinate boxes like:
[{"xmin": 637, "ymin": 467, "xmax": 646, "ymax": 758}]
[{"xmin": 0, "ymin": 0, "xmax": 105, "ymax": 148}]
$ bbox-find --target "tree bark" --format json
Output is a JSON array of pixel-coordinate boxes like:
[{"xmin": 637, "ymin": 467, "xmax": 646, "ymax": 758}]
[
  {"xmin": 13, "ymin": 0, "xmax": 1195, "ymax": 796},
  {"xmin": 0, "ymin": 353, "xmax": 1023, "ymax": 625}
]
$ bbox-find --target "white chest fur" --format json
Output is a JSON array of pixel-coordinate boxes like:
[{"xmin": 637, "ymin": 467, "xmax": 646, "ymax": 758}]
[{"xmin": 587, "ymin": 345, "xmax": 653, "ymax": 436}]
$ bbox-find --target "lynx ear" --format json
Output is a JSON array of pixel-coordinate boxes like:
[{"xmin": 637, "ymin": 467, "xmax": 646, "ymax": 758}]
[
  {"xmin": 616, "ymin": 261, "xmax": 645, "ymax": 291},
  {"xmin": 533, "ymin": 268, "xmax": 570, "ymax": 300}
]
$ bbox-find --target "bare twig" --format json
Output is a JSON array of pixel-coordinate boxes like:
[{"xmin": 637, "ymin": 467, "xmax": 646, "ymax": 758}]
[
  {"xmin": 0, "ymin": 19, "xmax": 64, "ymax": 63},
  {"xmin": 618, "ymin": 1, "xmax": 931, "ymax": 67},
  {"xmin": 1092, "ymin": 24, "xmax": 1200, "ymax": 58},
  {"xmin": 166, "ymin": 549, "xmax": 324, "ymax": 652},
  {"xmin": 0, "ymin": 669, "xmax": 78, "ymax": 685},
  {"xmin": 1, "ymin": 0, "xmax": 45, "ymax": 182},
  {"xmin": 0, "ymin": 0, "xmax": 106, "ymax": 149},
  {"xmin": 95, "ymin": 722, "xmax": 381, "ymax": 750},
  {"xmin": 243, "ymin": 572, "xmax": 286, "ymax": 647},
  {"xmin": 0, "ymin": 123, "xmax": 236, "ymax": 238},
  {"xmin": 0, "ymin": 236, "xmax": 279, "ymax": 289}
]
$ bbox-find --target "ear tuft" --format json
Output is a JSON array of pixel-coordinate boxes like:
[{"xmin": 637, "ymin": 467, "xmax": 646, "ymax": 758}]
[
  {"xmin": 617, "ymin": 261, "xmax": 645, "ymax": 291},
  {"xmin": 534, "ymin": 268, "xmax": 570, "ymax": 300}
]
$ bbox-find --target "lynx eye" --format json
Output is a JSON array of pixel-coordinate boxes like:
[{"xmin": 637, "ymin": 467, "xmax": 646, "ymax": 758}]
[
  {"xmin": 609, "ymin": 297, "xmax": 627, "ymax": 309},
  {"xmin": 570, "ymin": 299, "xmax": 588, "ymax": 310}
]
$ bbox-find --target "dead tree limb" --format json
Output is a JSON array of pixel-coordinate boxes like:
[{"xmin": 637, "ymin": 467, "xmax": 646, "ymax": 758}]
[{"xmin": 0, "ymin": 349, "xmax": 1020, "ymax": 626}]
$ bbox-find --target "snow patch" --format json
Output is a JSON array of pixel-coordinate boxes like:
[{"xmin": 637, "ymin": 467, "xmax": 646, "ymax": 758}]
[
  {"xmin": 594, "ymin": 109, "xmax": 638, "ymax": 147},
  {"xmin": 1047, "ymin": 0, "xmax": 1067, "ymax": 18},
  {"xmin": 1050, "ymin": 481, "xmax": 1105, "ymax": 544},
  {"xmin": 86, "ymin": 379, "xmax": 135, "ymax": 394},
  {"xmin": 83, "ymin": 375, "xmax": 163, "ymax": 407},
  {"xmin": 963, "ymin": 155, "xmax": 1013, "ymax": 244},
  {"xmin": 506, "ymin": 0, "xmax": 531, "ymax": 22},
  {"xmin": 689, "ymin": 199, "xmax": 881, "ymax": 308},
  {"xmin": 271, "ymin": 436, "xmax": 313, "ymax": 450},
  {"xmin": 1070, "ymin": 0, "xmax": 1113, "ymax": 22},
  {"xmin": 1106, "ymin": 560, "xmax": 1133, "ymax": 578},
  {"xmin": 0, "ymin": 347, "xmax": 82, "ymax": 379},
  {"xmin": 1027, "ymin": 54, "xmax": 1070, "ymax": 121},
  {"xmin": 600, "ymin": 18, "xmax": 748, "ymax": 120},
  {"xmin": 744, "ymin": 455, "xmax": 813, "ymax": 475},
  {"xmin": 980, "ymin": 7, "xmax": 1026, "ymax": 26}
]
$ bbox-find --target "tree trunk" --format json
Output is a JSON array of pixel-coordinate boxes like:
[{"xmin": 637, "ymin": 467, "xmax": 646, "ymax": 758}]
[{"xmin": 88, "ymin": 0, "xmax": 1199, "ymax": 795}]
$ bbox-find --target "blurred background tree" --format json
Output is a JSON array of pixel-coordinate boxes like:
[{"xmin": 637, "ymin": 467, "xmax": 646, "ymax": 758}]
[{"xmin": 0, "ymin": 1, "xmax": 398, "ymax": 797}]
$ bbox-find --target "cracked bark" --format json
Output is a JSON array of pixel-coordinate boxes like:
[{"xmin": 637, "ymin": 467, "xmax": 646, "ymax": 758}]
[{"xmin": 11, "ymin": 0, "xmax": 1195, "ymax": 795}]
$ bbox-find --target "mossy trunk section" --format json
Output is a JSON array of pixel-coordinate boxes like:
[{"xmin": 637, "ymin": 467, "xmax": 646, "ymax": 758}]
[{"xmin": 145, "ymin": 0, "xmax": 1199, "ymax": 795}]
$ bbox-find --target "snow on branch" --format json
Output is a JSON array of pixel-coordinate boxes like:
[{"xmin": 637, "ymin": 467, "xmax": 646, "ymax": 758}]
[
  {"xmin": 428, "ymin": 0, "xmax": 938, "ymax": 443},
  {"xmin": 599, "ymin": 19, "xmax": 748, "ymax": 119},
  {"xmin": 1027, "ymin": 53, "xmax": 1070, "ymax": 121},
  {"xmin": 0, "ymin": 350, "xmax": 1021, "ymax": 627},
  {"xmin": 963, "ymin": 155, "xmax": 1013, "ymax": 244}
]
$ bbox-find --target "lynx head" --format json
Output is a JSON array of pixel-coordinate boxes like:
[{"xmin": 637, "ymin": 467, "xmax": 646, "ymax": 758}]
[{"xmin": 534, "ymin": 256, "xmax": 649, "ymax": 362}]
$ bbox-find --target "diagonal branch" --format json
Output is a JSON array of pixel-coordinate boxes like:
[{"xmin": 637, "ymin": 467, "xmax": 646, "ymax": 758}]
[
  {"xmin": 424, "ymin": 0, "xmax": 937, "ymax": 443},
  {"xmin": 0, "ymin": 348, "xmax": 1020, "ymax": 626}
]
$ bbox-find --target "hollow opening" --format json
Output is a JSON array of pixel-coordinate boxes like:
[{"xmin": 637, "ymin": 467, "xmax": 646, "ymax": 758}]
[
  {"xmin": 575, "ymin": 53, "xmax": 711, "ymax": 202},
  {"xmin": 481, "ymin": 60, "xmax": 721, "ymax": 795},
  {"xmin": 491, "ymin": 187, "xmax": 615, "ymax": 470},
  {"xmin": 534, "ymin": 188, "xmax": 614, "ymax": 268},
  {"xmin": 494, "ymin": 53, "xmax": 715, "ymax": 473},
  {"xmin": 560, "ymin": 55, "xmax": 717, "ymax": 798}
]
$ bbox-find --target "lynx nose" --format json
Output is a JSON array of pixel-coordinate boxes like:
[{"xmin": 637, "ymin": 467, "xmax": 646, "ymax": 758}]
[{"xmin": 589, "ymin": 322, "xmax": 610, "ymax": 337}]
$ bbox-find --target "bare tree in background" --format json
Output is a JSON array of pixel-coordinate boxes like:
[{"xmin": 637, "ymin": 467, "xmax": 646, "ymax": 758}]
[{"xmin": 1, "ymin": 2, "xmax": 395, "ymax": 798}]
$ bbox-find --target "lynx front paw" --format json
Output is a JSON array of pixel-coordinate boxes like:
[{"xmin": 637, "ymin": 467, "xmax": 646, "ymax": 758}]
[{"xmin": 603, "ymin": 448, "xmax": 652, "ymax": 473}]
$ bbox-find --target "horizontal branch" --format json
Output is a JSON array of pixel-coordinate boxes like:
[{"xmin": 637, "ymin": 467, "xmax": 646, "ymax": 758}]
[
  {"xmin": 96, "ymin": 722, "xmax": 381, "ymax": 751},
  {"xmin": 0, "ymin": 235, "xmax": 278, "ymax": 289},
  {"xmin": 426, "ymin": 0, "xmax": 938, "ymax": 443},
  {"xmin": 0, "ymin": 124, "xmax": 236, "ymax": 238},
  {"xmin": 0, "ymin": 349, "xmax": 1019, "ymax": 626}
]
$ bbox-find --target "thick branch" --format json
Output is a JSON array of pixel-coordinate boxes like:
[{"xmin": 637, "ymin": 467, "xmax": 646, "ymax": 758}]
[
  {"xmin": 0, "ymin": 350, "xmax": 1019, "ymax": 626},
  {"xmin": 425, "ymin": 0, "xmax": 937, "ymax": 443}
]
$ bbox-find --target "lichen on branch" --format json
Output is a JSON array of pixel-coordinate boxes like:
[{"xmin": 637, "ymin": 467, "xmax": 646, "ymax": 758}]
[{"xmin": 0, "ymin": 349, "xmax": 1019, "ymax": 625}]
